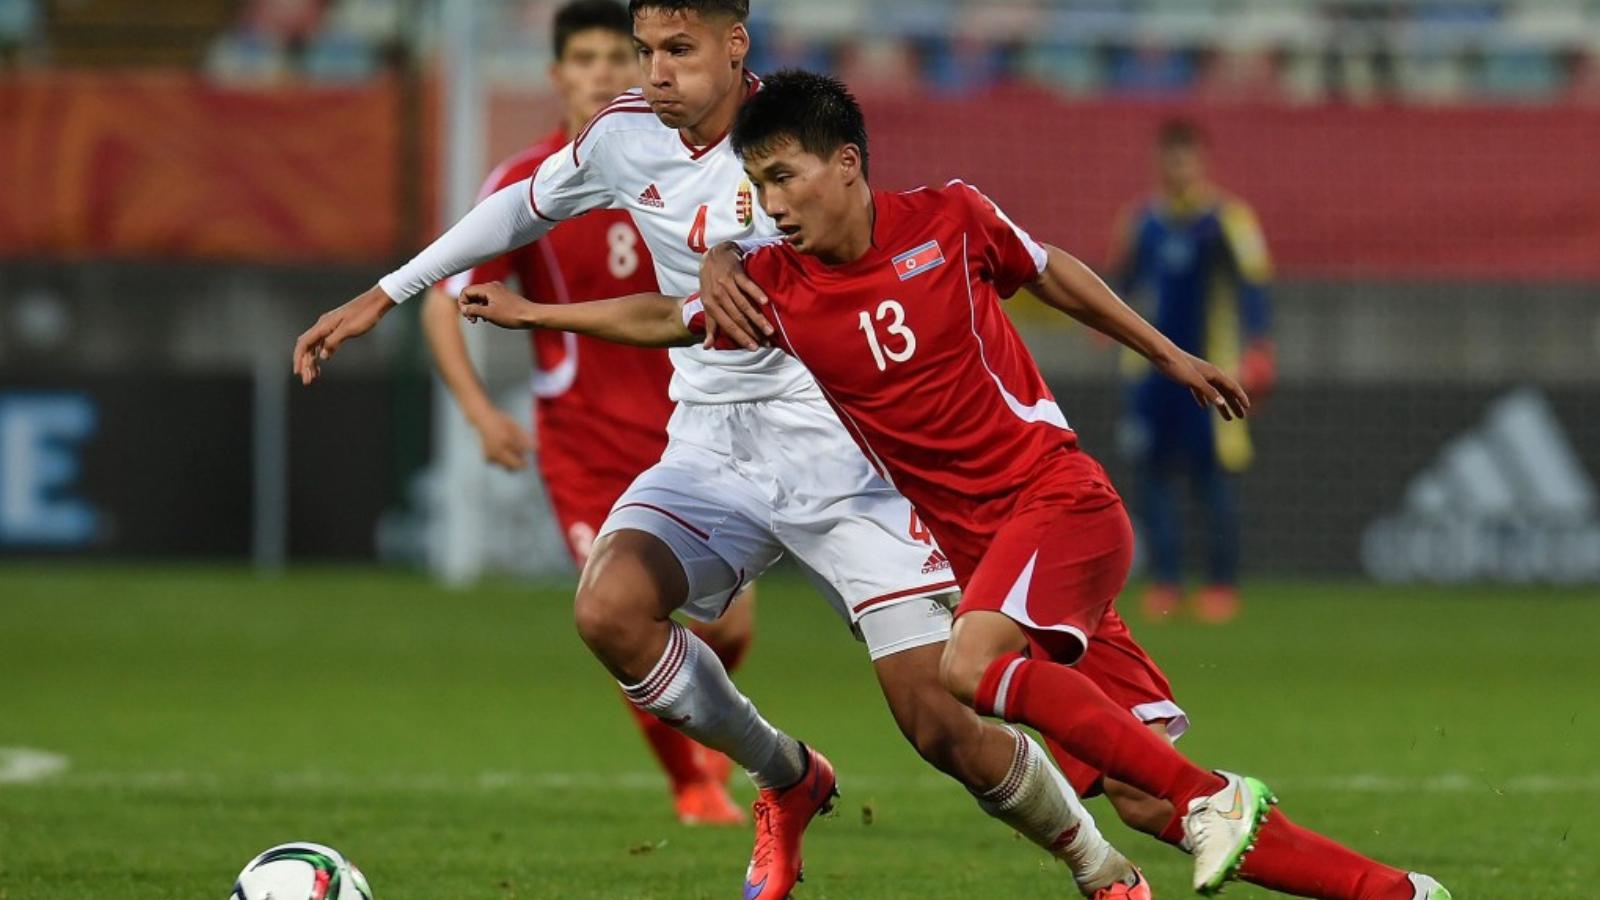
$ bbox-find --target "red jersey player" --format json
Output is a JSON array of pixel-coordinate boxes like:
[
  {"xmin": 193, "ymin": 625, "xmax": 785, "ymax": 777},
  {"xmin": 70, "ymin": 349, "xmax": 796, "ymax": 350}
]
[
  {"xmin": 458, "ymin": 71, "xmax": 1452, "ymax": 900},
  {"xmin": 296, "ymin": 8, "xmax": 1156, "ymax": 897},
  {"xmin": 420, "ymin": 0, "xmax": 747, "ymax": 827}
]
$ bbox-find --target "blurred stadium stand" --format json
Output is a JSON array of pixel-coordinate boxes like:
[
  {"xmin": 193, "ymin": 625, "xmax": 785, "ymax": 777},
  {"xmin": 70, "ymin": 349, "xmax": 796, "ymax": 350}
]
[
  {"xmin": 2, "ymin": 0, "xmax": 1597, "ymax": 585},
  {"xmin": 3, "ymin": 1, "xmax": 1600, "ymax": 101}
]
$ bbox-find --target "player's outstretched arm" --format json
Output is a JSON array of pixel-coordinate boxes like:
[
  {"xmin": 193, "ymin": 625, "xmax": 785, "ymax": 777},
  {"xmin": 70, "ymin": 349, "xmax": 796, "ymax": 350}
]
[
  {"xmin": 1030, "ymin": 244, "xmax": 1250, "ymax": 422},
  {"xmin": 379, "ymin": 180, "xmax": 557, "ymax": 304},
  {"xmin": 458, "ymin": 282, "xmax": 695, "ymax": 349},
  {"xmin": 292, "ymin": 180, "xmax": 559, "ymax": 386},
  {"xmin": 292, "ymin": 286, "xmax": 396, "ymax": 386}
]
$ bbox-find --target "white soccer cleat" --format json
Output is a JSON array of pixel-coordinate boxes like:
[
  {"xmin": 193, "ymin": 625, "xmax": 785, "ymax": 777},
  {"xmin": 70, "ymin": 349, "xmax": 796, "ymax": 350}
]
[
  {"xmin": 1409, "ymin": 872, "xmax": 1452, "ymax": 899},
  {"xmin": 1183, "ymin": 770, "xmax": 1276, "ymax": 895}
]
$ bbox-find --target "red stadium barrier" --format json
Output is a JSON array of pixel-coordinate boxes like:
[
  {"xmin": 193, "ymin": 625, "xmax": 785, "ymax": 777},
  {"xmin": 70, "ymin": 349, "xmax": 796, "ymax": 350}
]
[
  {"xmin": 860, "ymin": 86, "xmax": 1600, "ymax": 282},
  {"xmin": 2, "ymin": 74, "xmax": 1597, "ymax": 279},
  {"xmin": 0, "ymin": 71, "xmax": 432, "ymax": 264}
]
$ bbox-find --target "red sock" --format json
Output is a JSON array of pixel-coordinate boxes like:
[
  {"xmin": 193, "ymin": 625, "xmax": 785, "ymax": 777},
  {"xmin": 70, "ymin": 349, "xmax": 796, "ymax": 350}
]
[
  {"xmin": 689, "ymin": 621, "xmax": 751, "ymax": 673},
  {"xmin": 1242, "ymin": 810, "xmax": 1415, "ymax": 899},
  {"xmin": 620, "ymin": 691, "xmax": 710, "ymax": 791},
  {"xmin": 977, "ymin": 653, "xmax": 1224, "ymax": 812},
  {"xmin": 1152, "ymin": 807, "xmax": 1414, "ymax": 899}
]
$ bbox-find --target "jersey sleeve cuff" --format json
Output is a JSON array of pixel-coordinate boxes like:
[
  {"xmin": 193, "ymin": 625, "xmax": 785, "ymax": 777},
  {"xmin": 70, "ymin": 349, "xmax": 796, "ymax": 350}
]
[
  {"xmin": 377, "ymin": 273, "xmax": 418, "ymax": 304},
  {"xmin": 682, "ymin": 294, "xmax": 706, "ymax": 333}
]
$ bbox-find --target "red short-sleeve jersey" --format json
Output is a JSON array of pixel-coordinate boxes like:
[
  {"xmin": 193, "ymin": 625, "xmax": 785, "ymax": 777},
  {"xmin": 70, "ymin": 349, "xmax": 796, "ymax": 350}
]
[
  {"xmin": 695, "ymin": 182, "xmax": 1095, "ymax": 570},
  {"xmin": 445, "ymin": 129, "xmax": 674, "ymax": 489}
]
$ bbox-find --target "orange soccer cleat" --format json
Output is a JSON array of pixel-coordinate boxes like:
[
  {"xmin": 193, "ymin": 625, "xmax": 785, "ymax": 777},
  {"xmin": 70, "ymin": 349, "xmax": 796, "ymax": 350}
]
[
  {"xmin": 1193, "ymin": 585, "xmax": 1241, "ymax": 625},
  {"xmin": 743, "ymin": 746, "xmax": 838, "ymax": 899},
  {"xmin": 675, "ymin": 778, "xmax": 746, "ymax": 827},
  {"xmin": 1141, "ymin": 584, "xmax": 1184, "ymax": 622},
  {"xmin": 698, "ymin": 744, "xmax": 737, "ymax": 788},
  {"xmin": 1092, "ymin": 868, "xmax": 1153, "ymax": 900}
]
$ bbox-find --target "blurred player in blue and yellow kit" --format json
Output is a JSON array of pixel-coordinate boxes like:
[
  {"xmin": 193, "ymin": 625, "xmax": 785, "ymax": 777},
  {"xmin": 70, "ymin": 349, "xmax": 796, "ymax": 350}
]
[{"xmin": 1111, "ymin": 119, "xmax": 1275, "ymax": 624}]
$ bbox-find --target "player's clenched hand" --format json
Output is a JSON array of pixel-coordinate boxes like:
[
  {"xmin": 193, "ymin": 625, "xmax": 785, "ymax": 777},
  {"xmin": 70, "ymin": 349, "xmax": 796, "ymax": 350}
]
[
  {"xmin": 471, "ymin": 407, "xmax": 535, "ymax": 471},
  {"xmin": 459, "ymin": 282, "xmax": 537, "ymax": 329},
  {"xmin": 293, "ymin": 286, "xmax": 396, "ymax": 386},
  {"xmin": 1157, "ymin": 351, "xmax": 1251, "ymax": 422},
  {"xmin": 698, "ymin": 242, "xmax": 771, "ymax": 351}
]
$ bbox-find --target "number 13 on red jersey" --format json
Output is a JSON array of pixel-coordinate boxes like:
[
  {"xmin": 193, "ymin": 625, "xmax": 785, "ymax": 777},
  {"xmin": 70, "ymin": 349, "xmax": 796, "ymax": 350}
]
[{"xmin": 858, "ymin": 299, "xmax": 917, "ymax": 371}]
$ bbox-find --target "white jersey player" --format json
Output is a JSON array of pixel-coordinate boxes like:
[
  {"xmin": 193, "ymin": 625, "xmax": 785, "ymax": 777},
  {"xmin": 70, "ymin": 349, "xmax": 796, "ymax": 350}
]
[
  {"xmin": 520, "ymin": 78, "xmax": 816, "ymax": 406},
  {"xmin": 380, "ymin": 74, "xmax": 956, "ymax": 632},
  {"xmin": 290, "ymin": 2, "xmax": 1144, "ymax": 898}
]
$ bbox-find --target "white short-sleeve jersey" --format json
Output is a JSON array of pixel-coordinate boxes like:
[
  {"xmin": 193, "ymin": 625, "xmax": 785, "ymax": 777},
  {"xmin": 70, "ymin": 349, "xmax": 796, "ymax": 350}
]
[{"xmin": 529, "ymin": 82, "xmax": 818, "ymax": 405}]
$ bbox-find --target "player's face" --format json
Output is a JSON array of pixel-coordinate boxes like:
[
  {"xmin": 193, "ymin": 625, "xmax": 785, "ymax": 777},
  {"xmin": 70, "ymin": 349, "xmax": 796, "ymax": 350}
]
[
  {"xmin": 745, "ymin": 139, "xmax": 859, "ymax": 259},
  {"xmin": 552, "ymin": 29, "xmax": 639, "ymax": 125},
  {"xmin": 632, "ymin": 10, "xmax": 748, "ymax": 130},
  {"xmin": 1159, "ymin": 144, "xmax": 1205, "ymax": 196}
]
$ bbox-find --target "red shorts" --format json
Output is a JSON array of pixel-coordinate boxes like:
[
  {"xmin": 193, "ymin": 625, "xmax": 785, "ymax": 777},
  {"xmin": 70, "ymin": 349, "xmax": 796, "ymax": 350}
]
[
  {"xmin": 954, "ymin": 461, "xmax": 1132, "ymax": 660},
  {"xmin": 532, "ymin": 397, "xmax": 670, "ymax": 568},
  {"xmin": 951, "ymin": 457, "xmax": 1186, "ymax": 795},
  {"xmin": 541, "ymin": 457, "xmax": 639, "ymax": 567}
]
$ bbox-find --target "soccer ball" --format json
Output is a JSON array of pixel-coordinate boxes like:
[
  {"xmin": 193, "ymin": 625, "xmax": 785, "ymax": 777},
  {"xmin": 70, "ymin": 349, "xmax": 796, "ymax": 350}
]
[{"xmin": 230, "ymin": 842, "xmax": 373, "ymax": 900}]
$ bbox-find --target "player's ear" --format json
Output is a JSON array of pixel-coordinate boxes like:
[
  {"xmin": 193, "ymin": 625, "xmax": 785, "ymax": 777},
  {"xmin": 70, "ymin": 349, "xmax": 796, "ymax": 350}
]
[
  {"xmin": 838, "ymin": 144, "xmax": 863, "ymax": 184},
  {"xmin": 727, "ymin": 22, "xmax": 749, "ymax": 70}
]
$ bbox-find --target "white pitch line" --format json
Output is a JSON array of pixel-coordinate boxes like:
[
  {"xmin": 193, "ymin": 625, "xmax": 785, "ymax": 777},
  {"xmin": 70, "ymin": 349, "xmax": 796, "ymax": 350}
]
[
  {"xmin": 0, "ymin": 747, "xmax": 69, "ymax": 785},
  {"xmin": 1280, "ymin": 773, "xmax": 1600, "ymax": 795},
  {"xmin": 10, "ymin": 769, "xmax": 1600, "ymax": 795}
]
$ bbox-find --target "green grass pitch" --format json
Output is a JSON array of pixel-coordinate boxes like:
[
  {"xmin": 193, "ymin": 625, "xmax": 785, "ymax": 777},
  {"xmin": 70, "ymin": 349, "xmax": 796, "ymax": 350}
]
[{"xmin": 1, "ymin": 567, "xmax": 1596, "ymax": 898}]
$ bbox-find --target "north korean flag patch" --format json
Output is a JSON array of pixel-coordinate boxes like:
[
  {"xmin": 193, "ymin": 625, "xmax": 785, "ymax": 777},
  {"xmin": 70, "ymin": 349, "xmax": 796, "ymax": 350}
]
[{"xmin": 892, "ymin": 240, "xmax": 945, "ymax": 281}]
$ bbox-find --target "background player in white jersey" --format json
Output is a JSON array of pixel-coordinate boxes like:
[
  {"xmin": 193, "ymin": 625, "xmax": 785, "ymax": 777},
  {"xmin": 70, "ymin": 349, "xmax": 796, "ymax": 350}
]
[{"xmin": 290, "ymin": 2, "xmax": 1146, "ymax": 897}]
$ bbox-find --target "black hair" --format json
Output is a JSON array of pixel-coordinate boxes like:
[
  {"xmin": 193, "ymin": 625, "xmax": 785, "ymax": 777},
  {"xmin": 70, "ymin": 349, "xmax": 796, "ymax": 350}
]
[
  {"xmin": 731, "ymin": 69, "xmax": 870, "ymax": 178},
  {"xmin": 627, "ymin": 0, "xmax": 750, "ymax": 23},
  {"xmin": 553, "ymin": 0, "xmax": 633, "ymax": 59},
  {"xmin": 1158, "ymin": 118, "xmax": 1205, "ymax": 150}
]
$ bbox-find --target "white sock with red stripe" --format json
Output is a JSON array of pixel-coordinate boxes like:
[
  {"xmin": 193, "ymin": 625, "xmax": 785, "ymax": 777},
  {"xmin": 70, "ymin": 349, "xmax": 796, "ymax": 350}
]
[
  {"xmin": 622, "ymin": 622, "xmax": 805, "ymax": 791},
  {"xmin": 974, "ymin": 728, "xmax": 1133, "ymax": 894}
]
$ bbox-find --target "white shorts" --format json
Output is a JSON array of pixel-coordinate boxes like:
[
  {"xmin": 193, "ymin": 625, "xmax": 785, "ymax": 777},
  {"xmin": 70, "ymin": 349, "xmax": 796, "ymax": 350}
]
[{"xmin": 598, "ymin": 396, "xmax": 959, "ymax": 659}]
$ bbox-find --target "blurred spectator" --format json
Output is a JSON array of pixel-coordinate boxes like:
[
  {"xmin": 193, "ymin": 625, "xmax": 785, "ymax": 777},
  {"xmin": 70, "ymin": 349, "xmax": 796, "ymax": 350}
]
[
  {"xmin": 1321, "ymin": 0, "xmax": 1401, "ymax": 103},
  {"xmin": 25, "ymin": 0, "xmax": 1600, "ymax": 103},
  {"xmin": 1107, "ymin": 42, "xmax": 1198, "ymax": 95},
  {"xmin": 1110, "ymin": 120, "xmax": 1275, "ymax": 626},
  {"xmin": 247, "ymin": 0, "xmax": 330, "ymax": 52}
]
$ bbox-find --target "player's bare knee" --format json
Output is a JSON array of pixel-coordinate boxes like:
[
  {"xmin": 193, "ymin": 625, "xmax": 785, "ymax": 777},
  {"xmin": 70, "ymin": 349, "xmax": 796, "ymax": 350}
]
[
  {"xmin": 571, "ymin": 583, "xmax": 631, "ymax": 659},
  {"xmin": 941, "ymin": 612, "xmax": 1029, "ymax": 708},
  {"xmin": 573, "ymin": 532, "xmax": 687, "ymax": 667},
  {"xmin": 938, "ymin": 642, "xmax": 990, "ymax": 707}
]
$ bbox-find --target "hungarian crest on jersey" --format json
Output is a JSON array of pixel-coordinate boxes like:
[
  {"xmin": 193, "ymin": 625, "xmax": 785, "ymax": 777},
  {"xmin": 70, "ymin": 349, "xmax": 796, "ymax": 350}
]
[{"xmin": 736, "ymin": 180, "xmax": 755, "ymax": 228}]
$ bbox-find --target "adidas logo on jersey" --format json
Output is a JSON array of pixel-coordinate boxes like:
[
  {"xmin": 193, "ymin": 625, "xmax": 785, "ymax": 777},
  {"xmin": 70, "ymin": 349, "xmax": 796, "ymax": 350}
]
[
  {"xmin": 638, "ymin": 184, "xmax": 665, "ymax": 209},
  {"xmin": 1362, "ymin": 388, "xmax": 1600, "ymax": 584},
  {"xmin": 922, "ymin": 549, "xmax": 952, "ymax": 575}
]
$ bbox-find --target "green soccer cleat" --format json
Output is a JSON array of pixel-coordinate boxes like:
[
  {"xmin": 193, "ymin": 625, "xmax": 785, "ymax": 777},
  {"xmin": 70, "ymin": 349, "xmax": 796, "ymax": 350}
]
[
  {"xmin": 1183, "ymin": 770, "xmax": 1276, "ymax": 895},
  {"xmin": 1408, "ymin": 873, "xmax": 1452, "ymax": 899}
]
